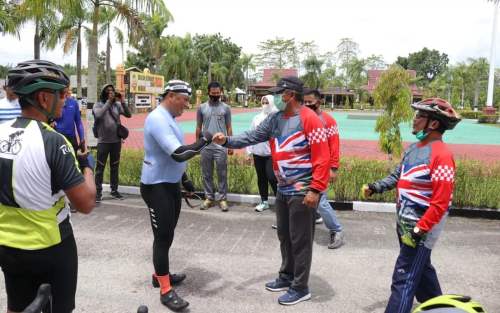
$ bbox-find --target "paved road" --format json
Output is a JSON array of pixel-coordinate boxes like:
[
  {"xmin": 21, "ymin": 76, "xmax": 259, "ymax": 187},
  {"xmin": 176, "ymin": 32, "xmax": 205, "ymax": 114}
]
[{"xmin": 1, "ymin": 195, "xmax": 499, "ymax": 312}]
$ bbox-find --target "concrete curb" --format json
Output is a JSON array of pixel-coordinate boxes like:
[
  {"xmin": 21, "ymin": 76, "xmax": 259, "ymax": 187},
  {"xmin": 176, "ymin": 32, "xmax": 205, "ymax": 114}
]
[{"xmin": 103, "ymin": 184, "xmax": 500, "ymax": 218}]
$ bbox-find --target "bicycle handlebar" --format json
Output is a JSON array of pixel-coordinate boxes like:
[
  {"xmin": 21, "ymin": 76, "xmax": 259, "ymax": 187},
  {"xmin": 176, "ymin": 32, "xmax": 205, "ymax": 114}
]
[
  {"xmin": 21, "ymin": 283, "xmax": 148, "ymax": 313},
  {"xmin": 137, "ymin": 305, "xmax": 148, "ymax": 313},
  {"xmin": 22, "ymin": 284, "xmax": 51, "ymax": 313}
]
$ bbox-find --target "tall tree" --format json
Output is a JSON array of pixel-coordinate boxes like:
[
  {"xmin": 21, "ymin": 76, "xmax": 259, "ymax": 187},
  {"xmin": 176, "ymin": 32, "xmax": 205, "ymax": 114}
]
[
  {"xmin": 195, "ymin": 33, "xmax": 223, "ymax": 82},
  {"xmin": 17, "ymin": 0, "xmax": 65, "ymax": 59},
  {"xmin": 114, "ymin": 26, "xmax": 125, "ymax": 64},
  {"xmin": 335, "ymin": 38, "xmax": 360, "ymax": 88},
  {"xmin": 396, "ymin": 56, "xmax": 409, "ymax": 69},
  {"xmin": 298, "ymin": 40, "xmax": 317, "ymax": 74},
  {"xmin": 365, "ymin": 54, "xmax": 386, "ymax": 70},
  {"xmin": 301, "ymin": 56, "xmax": 324, "ymax": 88},
  {"xmin": 131, "ymin": 12, "xmax": 172, "ymax": 73},
  {"xmin": 451, "ymin": 63, "xmax": 471, "ymax": 108},
  {"xmin": 86, "ymin": 0, "xmax": 170, "ymax": 106},
  {"xmin": 0, "ymin": 0, "xmax": 22, "ymax": 35},
  {"xmin": 397, "ymin": 48, "xmax": 449, "ymax": 84},
  {"xmin": 45, "ymin": 3, "xmax": 89, "ymax": 97},
  {"xmin": 239, "ymin": 53, "xmax": 255, "ymax": 102},
  {"xmin": 335, "ymin": 38, "xmax": 359, "ymax": 68},
  {"xmin": 467, "ymin": 58, "xmax": 489, "ymax": 109},
  {"xmin": 97, "ymin": 7, "xmax": 118, "ymax": 84},
  {"xmin": 257, "ymin": 37, "xmax": 297, "ymax": 69},
  {"xmin": 373, "ymin": 65, "xmax": 413, "ymax": 159}
]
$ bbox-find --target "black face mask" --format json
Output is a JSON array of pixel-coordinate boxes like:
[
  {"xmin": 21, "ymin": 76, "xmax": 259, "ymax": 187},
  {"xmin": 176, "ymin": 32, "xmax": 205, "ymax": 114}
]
[{"xmin": 209, "ymin": 95, "xmax": 220, "ymax": 102}]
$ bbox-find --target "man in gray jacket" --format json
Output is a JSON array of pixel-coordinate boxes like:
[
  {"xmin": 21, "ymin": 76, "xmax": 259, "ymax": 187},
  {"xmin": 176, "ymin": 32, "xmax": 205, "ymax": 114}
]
[{"xmin": 93, "ymin": 84, "xmax": 131, "ymax": 202}]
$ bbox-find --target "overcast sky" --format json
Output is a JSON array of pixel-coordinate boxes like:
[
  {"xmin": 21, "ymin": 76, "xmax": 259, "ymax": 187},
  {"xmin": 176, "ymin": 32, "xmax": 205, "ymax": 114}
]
[{"xmin": 0, "ymin": 0, "xmax": 498, "ymax": 69}]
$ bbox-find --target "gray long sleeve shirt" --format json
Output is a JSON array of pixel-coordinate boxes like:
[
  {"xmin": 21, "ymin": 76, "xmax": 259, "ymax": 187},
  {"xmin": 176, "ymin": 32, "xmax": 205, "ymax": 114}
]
[{"xmin": 93, "ymin": 100, "xmax": 131, "ymax": 144}]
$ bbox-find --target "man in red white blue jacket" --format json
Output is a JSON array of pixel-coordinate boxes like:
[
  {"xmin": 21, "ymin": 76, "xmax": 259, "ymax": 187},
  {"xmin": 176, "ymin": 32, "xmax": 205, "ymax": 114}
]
[
  {"xmin": 362, "ymin": 98, "xmax": 462, "ymax": 313},
  {"xmin": 303, "ymin": 88, "xmax": 344, "ymax": 249},
  {"xmin": 213, "ymin": 76, "xmax": 330, "ymax": 306}
]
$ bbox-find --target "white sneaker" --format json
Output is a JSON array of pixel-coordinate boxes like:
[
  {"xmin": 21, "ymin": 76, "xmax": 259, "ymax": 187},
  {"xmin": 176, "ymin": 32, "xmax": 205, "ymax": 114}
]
[{"xmin": 255, "ymin": 201, "xmax": 269, "ymax": 212}]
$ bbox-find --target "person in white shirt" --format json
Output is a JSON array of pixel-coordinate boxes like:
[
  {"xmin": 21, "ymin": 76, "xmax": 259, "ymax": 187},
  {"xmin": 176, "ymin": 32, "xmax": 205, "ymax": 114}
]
[
  {"xmin": 246, "ymin": 95, "xmax": 278, "ymax": 212},
  {"xmin": 0, "ymin": 84, "xmax": 21, "ymax": 123}
]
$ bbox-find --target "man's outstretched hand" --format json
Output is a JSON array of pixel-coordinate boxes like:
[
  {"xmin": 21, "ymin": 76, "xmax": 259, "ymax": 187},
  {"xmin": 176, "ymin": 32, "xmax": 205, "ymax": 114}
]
[{"xmin": 212, "ymin": 132, "xmax": 227, "ymax": 145}]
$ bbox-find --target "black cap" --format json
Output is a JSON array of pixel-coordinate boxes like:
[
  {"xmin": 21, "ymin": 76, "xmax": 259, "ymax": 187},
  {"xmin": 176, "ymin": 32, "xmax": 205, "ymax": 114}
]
[{"xmin": 269, "ymin": 76, "xmax": 304, "ymax": 94}]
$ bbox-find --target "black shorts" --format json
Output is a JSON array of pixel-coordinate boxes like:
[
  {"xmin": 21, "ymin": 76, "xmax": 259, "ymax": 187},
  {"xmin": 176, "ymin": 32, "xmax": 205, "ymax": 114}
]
[{"xmin": 0, "ymin": 235, "xmax": 78, "ymax": 313}]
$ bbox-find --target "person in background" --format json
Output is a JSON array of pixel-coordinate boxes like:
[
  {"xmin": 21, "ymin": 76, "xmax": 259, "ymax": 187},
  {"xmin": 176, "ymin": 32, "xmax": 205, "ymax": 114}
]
[
  {"xmin": 246, "ymin": 95, "xmax": 278, "ymax": 212},
  {"xmin": 93, "ymin": 84, "xmax": 131, "ymax": 203},
  {"xmin": 55, "ymin": 87, "xmax": 85, "ymax": 153},
  {"xmin": 303, "ymin": 88, "xmax": 344, "ymax": 249},
  {"xmin": 196, "ymin": 81, "xmax": 233, "ymax": 211},
  {"xmin": 0, "ymin": 83, "xmax": 21, "ymax": 123}
]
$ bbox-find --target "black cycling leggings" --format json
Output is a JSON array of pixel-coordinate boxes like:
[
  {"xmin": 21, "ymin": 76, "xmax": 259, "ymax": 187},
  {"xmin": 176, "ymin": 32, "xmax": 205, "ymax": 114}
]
[
  {"xmin": 140, "ymin": 182, "xmax": 182, "ymax": 276},
  {"xmin": 253, "ymin": 154, "xmax": 277, "ymax": 201},
  {"xmin": 0, "ymin": 235, "xmax": 78, "ymax": 313}
]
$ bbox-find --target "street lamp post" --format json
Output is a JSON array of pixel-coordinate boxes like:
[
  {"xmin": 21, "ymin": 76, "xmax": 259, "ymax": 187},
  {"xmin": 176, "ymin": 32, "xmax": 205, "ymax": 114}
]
[{"xmin": 485, "ymin": 1, "xmax": 499, "ymax": 114}]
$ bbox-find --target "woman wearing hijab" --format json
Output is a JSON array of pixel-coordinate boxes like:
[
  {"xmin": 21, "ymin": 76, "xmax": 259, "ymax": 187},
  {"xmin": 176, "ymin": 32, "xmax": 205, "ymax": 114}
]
[{"xmin": 246, "ymin": 95, "xmax": 278, "ymax": 212}]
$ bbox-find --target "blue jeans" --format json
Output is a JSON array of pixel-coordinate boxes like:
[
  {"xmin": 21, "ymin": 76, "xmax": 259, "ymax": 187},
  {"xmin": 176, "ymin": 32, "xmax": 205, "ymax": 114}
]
[{"xmin": 317, "ymin": 193, "xmax": 342, "ymax": 233}]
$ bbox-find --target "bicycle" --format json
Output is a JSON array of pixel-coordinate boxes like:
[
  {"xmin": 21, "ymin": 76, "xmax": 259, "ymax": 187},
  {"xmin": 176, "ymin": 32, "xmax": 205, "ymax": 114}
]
[{"xmin": 0, "ymin": 131, "xmax": 23, "ymax": 155}]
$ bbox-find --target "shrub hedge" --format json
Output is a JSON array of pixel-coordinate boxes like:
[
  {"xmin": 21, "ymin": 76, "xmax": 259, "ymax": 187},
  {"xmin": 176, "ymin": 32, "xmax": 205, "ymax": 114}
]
[{"xmin": 102, "ymin": 149, "xmax": 500, "ymax": 210}]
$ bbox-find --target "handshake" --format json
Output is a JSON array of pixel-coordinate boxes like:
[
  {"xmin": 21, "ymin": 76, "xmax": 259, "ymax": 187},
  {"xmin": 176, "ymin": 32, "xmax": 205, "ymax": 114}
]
[{"xmin": 212, "ymin": 132, "xmax": 228, "ymax": 146}]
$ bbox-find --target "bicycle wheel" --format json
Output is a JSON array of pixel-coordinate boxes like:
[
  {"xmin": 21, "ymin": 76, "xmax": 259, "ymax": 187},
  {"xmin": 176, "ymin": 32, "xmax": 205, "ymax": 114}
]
[{"xmin": 11, "ymin": 140, "xmax": 22, "ymax": 155}]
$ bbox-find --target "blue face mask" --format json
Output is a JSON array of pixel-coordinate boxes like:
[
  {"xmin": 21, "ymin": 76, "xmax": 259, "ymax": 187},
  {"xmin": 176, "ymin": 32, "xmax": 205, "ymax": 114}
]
[
  {"xmin": 274, "ymin": 94, "xmax": 286, "ymax": 111},
  {"xmin": 415, "ymin": 130, "xmax": 429, "ymax": 141}
]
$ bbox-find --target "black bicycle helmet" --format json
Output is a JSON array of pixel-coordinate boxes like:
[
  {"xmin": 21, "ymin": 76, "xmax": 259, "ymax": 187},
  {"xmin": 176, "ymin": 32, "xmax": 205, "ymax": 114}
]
[
  {"xmin": 7, "ymin": 60, "xmax": 69, "ymax": 96},
  {"xmin": 411, "ymin": 98, "xmax": 461, "ymax": 130}
]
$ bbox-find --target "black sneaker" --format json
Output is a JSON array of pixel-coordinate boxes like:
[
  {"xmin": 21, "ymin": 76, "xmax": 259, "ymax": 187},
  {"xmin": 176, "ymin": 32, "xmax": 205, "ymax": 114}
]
[
  {"xmin": 110, "ymin": 191, "xmax": 124, "ymax": 200},
  {"xmin": 95, "ymin": 194, "xmax": 102, "ymax": 203},
  {"xmin": 160, "ymin": 289, "xmax": 189, "ymax": 312},
  {"xmin": 152, "ymin": 273, "xmax": 186, "ymax": 287}
]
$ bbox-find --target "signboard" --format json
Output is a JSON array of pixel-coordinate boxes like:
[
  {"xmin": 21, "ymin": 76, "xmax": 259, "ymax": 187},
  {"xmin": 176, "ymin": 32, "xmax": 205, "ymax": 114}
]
[
  {"xmin": 129, "ymin": 72, "xmax": 164, "ymax": 95},
  {"xmin": 135, "ymin": 94, "xmax": 152, "ymax": 107}
]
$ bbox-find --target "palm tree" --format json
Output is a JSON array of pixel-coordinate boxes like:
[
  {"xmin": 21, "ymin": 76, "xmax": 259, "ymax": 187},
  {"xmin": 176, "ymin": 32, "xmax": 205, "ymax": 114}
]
[
  {"xmin": 239, "ymin": 53, "xmax": 255, "ymax": 105},
  {"xmin": 133, "ymin": 13, "xmax": 172, "ymax": 73},
  {"xmin": 86, "ymin": 0, "xmax": 170, "ymax": 106},
  {"xmin": 453, "ymin": 63, "xmax": 470, "ymax": 109},
  {"xmin": 45, "ymin": 4, "xmax": 90, "ymax": 98},
  {"xmin": 0, "ymin": 0, "xmax": 22, "ymax": 35},
  {"xmin": 16, "ymin": 0, "xmax": 76, "ymax": 59},
  {"xmin": 97, "ymin": 7, "xmax": 118, "ymax": 84},
  {"xmin": 195, "ymin": 34, "xmax": 223, "ymax": 82},
  {"xmin": 302, "ymin": 56, "xmax": 324, "ymax": 89},
  {"xmin": 468, "ymin": 58, "xmax": 489, "ymax": 109},
  {"xmin": 114, "ymin": 26, "xmax": 125, "ymax": 63},
  {"xmin": 211, "ymin": 62, "xmax": 229, "ymax": 85}
]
